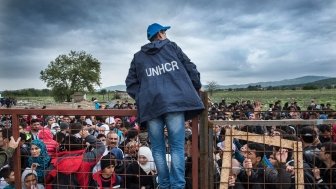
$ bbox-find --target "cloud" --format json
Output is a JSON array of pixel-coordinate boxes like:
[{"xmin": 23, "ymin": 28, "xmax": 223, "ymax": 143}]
[{"xmin": 1, "ymin": 0, "xmax": 336, "ymax": 90}]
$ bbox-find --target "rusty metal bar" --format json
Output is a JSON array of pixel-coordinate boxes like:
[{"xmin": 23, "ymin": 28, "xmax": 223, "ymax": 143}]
[
  {"xmin": 11, "ymin": 112, "xmax": 22, "ymax": 189},
  {"xmin": 208, "ymin": 121, "xmax": 214, "ymax": 189},
  {"xmin": 199, "ymin": 92, "xmax": 209, "ymax": 189},
  {"xmin": 0, "ymin": 109, "xmax": 137, "ymax": 116},
  {"xmin": 191, "ymin": 117, "xmax": 199, "ymax": 189}
]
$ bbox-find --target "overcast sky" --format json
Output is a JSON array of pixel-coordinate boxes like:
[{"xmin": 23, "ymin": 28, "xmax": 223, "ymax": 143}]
[{"xmin": 1, "ymin": 0, "xmax": 335, "ymax": 91}]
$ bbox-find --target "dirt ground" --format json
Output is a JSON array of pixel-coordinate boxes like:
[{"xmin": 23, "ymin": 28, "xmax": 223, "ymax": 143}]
[{"xmin": 9, "ymin": 100, "xmax": 96, "ymax": 110}]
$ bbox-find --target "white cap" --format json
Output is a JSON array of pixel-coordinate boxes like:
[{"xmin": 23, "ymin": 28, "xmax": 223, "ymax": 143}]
[
  {"xmin": 85, "ymin": 119, "xmax": 93, "ymax": 126},
  {"xmin": 105, "ymin": 117, "xmax": 115, "ymax": 124}
]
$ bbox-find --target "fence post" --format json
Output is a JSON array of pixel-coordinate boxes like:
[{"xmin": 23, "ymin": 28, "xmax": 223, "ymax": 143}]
[
  {"xmin": 12, "ymin": 113, "xmax": 22, "ymax": 189},
  {"xmin": 208, "ymin": 121, "xmax": 214, "ymax": 188},
  {"xmin": 199, "ymin": 92, "xmax": 209, "ymax": 188},
  {"xmin": 191, "ymin": 117, "xmax": 199, "ymax": 189}
]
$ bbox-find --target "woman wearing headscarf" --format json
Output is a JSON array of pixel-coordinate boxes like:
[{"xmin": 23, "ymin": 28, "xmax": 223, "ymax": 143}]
[
  {"xmin": 125, "ymin": 146, "xmax": 156, "ymax": 189},
  {"xmin": 27, "ymin": 139, "xmax": 51, "ymax": 184}
]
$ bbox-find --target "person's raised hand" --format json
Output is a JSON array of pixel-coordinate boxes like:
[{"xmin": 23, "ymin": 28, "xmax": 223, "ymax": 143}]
[
  {"xmin": 275, "ymin": 148, "xmax": 289, "ymax": 164},
  {"xmin": 285, "ymin": 165, "xmax": 295, "ymax": 175},
  {"xmin": 228, "ymin": 175, "xmax": 236, "ymax": 186},
  {"xmin": 243, "ymin": 158, "xmax": 253, "ymax": 176},
  {"xmin": 8, "ymin": 136, "xmax": 21, "ymax": 149},
  {"xmin": 80, "ymin": 129, "xmax": 89, "ymax": 139},
  {"xmin": 312, "ymin": 167, "xmax": 321, "ymax": 180}
]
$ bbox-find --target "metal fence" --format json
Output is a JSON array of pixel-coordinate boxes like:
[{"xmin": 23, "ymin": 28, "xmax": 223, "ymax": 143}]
[
  {"xmin": 1, "ymin": 92, "xmax": 336, "ymax": 188},
  {"xmin": 0, "ymin": 107, "xmax": 202, "ymax": 189},
  {"xmin": 210, "ymin": 119, "xmax": 336, "ymax": 189}
]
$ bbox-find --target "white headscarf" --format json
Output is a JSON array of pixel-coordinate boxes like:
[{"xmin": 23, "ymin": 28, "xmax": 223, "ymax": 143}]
[
  {"xmin": 138, "ymin": 146, "xmax": 156, "ymax": 174},
  {"xmin": 21, "ymin": 168, "xmax": 45, "ymax": 189}
]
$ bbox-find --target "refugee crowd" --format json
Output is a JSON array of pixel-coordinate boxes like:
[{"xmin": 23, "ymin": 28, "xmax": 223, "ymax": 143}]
[
  {"xmin": 0, "ymin": 98, "xmax": 335, "ymax": 188},
  {"xmin": 209, "ymin": 98, "xmax": 335, "ymax": 120},
  {"xmin": 209, "ymin": 99, "xmax": 336, "ymax": 189}
]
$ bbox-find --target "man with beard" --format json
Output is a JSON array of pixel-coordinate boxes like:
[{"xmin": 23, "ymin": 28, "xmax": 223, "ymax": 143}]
[
  {"xmin": 106, "ymin": 132, "xmax": 124, "ymax": 156},
  {"xmin": 106, "ymin": 131, "xmax": 125, "ymax": 175},
  {"xmin": 318, "ymin": 124, "xmax": 332, "ymax": 144}
]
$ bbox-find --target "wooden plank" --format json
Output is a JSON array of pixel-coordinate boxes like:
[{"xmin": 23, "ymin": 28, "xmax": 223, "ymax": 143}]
[
  {"xmin": 295, "ymin": 142, "xmax": 304, "ymax": 189},
  {"xmin": 297, "ymin": 142, "xmax": 304, "ymax": 189},
  {"xmin": 219, "ymin": 128, "xmax": 304, "ymax": 189},
  {"xmin": 219, "ymin": 129, "xmax": 232, "ymax": 189},
  {"xmin": 232, "ymin": 130, "xmax": 294, "ymax": 149}
]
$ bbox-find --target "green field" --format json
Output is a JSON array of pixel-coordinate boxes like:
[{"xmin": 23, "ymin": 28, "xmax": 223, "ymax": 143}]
[
  {"xmin": 11, "ymin": 89, "xmax": 336, "ymax": 111},
  {"xmin": 209, "ymin": 89, "xmax": 336, "ymax": 111}
]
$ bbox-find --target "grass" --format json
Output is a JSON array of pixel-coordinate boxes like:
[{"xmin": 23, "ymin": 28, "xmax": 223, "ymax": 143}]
[
  {"xmin": 209, "ymin": 89, "xmax": 336, "ymax": 111},
  {"xmin": 11, "ymin": 89, "xmax": 336, "ymax": 111}
]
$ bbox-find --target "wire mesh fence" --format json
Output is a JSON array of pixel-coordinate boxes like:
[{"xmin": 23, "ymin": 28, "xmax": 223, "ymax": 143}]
[
  {"xmin": 211, "ymin": 119, "xmax": 336, "ymax": 189},
  {"xmin": 0, "ymin": 106, "xmax": 335, "ymax": 188}
]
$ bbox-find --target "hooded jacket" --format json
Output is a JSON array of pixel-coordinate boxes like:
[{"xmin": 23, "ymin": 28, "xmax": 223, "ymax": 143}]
[
  {"xmin": 45, "ymin": 135, "xmax": 105, "ymax": 189},
  {"xmin": 126, "ymin": 39, "xmax": 204, "ymax": 123},
  {"xmin": 38, "ymin": 129, "xmax": 58, "ymax": 157}
]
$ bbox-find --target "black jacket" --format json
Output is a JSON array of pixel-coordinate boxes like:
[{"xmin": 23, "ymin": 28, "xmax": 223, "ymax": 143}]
[
  {"xmin": 316, "ymin": 164, "xmax": 336, "ymax": 189},
  {"xmin": 125, "ymin": 161, "xmax": 156, "ymax": 189},
  {"xmin": 237, "ymin": 162, "xmax": 292, "ymax": 189}
]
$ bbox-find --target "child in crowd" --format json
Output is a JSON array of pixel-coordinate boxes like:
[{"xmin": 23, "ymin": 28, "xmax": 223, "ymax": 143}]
[
  {"xmin": 22, "ymin": 168, "xmax": 45, "ymax": 189},
  {"xmin": 92, "ymin": 153, "xmax": 122, "ymax": 188},
  {"xmin": 0, "ymin": 166, "xmax": 15, "ymax": 189}
]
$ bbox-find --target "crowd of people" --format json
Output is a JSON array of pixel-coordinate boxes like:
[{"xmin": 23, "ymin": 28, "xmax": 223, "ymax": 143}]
[
  {"xmin": 209, "ymin": 98, "xmax": 335, "ymax": 121},
  {"xmin": 0, "ymin": 98, "xmax": 16, "ymax": 109},
  {"xmin": 0, "ymin": 112, "xmax": 162, "ymax": 188},
  {"xmin": 0, "ymin": 97, "xmax": 334, "ymax": 188},
  {"xmin": 210, "ymin": 98, "xmax": 336, "ymax": 189}
]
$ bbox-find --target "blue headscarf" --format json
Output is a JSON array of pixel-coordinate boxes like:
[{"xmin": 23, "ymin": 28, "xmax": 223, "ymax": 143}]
[
  {"xmin": 110, "ymin": 148, "xmax": 123, "ymax": 160},
  {"xmin": 28, "ymin": 139, "xmax": 51, "ymax": 183}
]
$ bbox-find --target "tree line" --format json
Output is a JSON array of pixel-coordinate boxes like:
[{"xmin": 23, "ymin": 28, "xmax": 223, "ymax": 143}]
[{"xmin": 206, "ymin": 82, "xmax": 336, "ymax": 94}]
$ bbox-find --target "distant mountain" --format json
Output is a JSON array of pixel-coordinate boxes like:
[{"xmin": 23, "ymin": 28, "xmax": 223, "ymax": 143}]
[
  {"xmin": 102, "ymin": 85, "xmax": 126, "ymax": 91},
  {"xmin": 216, "ymin": 76, "xmax": 331, "ymax": 89},
  {"xmin": 102, "ymin": 76, "xmax": 331, "ymax": 91},
  {"xmin": 280, "ymin": 77, "xmax": 336, "ymax": 88}
]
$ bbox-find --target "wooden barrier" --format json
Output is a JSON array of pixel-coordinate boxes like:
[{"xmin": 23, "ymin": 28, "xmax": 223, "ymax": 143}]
[
  {"xmin": 219, "ymin": 128, "xmax": 304, "ymax": 189},
  {"xmin": 213, "ymin": 118, "xmax": 336, "ymax": 189}
]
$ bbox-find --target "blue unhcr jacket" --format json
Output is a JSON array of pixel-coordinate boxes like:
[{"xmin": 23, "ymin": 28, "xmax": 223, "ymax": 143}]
[{"xmin": 125, "ymin": 39, "xmax": 204, "ymax": 123}]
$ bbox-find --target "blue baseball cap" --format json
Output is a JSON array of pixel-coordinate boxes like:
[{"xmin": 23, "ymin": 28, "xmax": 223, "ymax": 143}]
[{"xmin": 147, "ymin": 23, "xmax": 171, "ymax": 40}]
